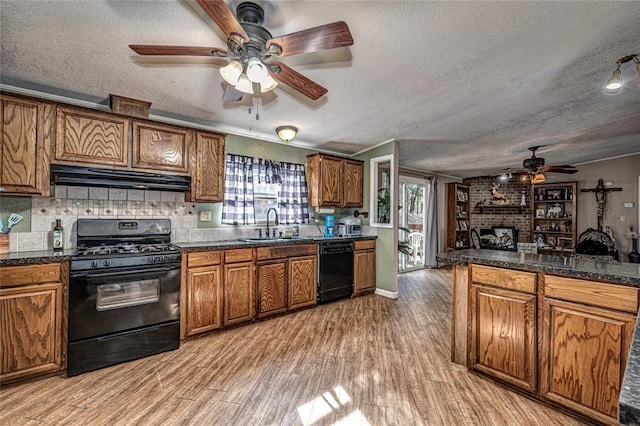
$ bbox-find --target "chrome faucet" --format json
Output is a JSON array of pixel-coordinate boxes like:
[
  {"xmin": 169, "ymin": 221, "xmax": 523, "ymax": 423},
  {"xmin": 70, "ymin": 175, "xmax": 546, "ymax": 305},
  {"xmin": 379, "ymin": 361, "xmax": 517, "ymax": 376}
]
[{"xmin": 266, "ymin": 208, "xmax": 279, "ymax": 238}]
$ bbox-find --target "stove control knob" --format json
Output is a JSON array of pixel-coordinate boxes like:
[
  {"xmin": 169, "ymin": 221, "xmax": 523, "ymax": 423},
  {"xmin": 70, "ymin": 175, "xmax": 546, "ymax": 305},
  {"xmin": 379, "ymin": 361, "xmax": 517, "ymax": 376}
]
[
  {"xmin": 91, "ymin": 260, "xmax": 99, "ymax": 268},
  {"xmin": 103, "ymin": 260, "xmax": 111, "ymax": 267}
]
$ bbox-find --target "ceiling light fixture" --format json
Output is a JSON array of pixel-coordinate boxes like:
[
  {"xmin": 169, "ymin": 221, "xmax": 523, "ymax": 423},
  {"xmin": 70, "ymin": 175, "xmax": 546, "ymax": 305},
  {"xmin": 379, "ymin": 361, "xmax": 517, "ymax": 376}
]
[
  {"xmin": 605, "ymin": 54, "xmax": 639, "ymax": 92},
  {"xmin": 220, "ymin": 56, "xmax": 278, "ymax": 97},
  {"xmin": 531, "ymin": 173, "xmax": 546, "ymax": 184},
  {"xmin": 276, "ymin": 126, "xmax": 298, "ymax": 142}
]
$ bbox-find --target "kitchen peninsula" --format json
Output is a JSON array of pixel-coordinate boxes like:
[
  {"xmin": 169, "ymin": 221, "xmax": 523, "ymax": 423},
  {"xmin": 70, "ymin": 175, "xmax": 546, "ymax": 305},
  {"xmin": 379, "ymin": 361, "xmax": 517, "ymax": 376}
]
[{"xmin": 437, "ymin": 249, "xmax": 640, "ymax": 425}]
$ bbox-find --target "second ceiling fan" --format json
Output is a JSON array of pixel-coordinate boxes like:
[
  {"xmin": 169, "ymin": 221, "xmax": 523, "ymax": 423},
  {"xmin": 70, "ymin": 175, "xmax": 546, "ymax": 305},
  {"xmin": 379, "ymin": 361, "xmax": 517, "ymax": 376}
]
[{"xmin": 129, "ymin": 0, "xmax": 354, "ymax": 101}]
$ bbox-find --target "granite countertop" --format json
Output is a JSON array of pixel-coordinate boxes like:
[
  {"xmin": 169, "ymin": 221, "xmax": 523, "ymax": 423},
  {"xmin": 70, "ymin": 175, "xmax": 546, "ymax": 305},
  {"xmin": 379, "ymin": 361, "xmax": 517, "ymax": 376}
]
[
  {"xmin": 437, "ymin": 249, "xmax": 640, "ymax": 286},
  {"xmin": 0, "ymin": 235, "xmax": 377, "ymax": 265},
  {"xmin": 620, "ymin": 323, "xmax": 640, "ymax": 425}
]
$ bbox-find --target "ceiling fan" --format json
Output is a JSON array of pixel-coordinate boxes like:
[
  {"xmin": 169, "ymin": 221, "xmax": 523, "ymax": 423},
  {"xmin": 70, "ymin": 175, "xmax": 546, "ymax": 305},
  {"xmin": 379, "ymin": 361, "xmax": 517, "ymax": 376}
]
[
  {"xmin": 519, "ymin": 146, "xmax": 578, "ymax": 183},
  {"xmin": 128, "ymin": 0, "xmax": 354, "ymax": 101}
]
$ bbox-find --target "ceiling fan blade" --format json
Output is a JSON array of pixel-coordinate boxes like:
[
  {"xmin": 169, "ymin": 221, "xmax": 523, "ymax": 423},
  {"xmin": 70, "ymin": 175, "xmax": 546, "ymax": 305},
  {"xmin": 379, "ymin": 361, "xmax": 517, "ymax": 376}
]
[
  {"xmin": 129, "ymin": 45, "xmax": 228, "ymax": 57},
  {"xmin": 195, "ymin": 0, "xmax": 249, "ymax": 43},
  {"xmin": 266, "ymin": 21, "xmax": 353, "ymax": 57},
  {"xmin": 272, "ymin": 62, "xmax": 327, "ymax": 100},
  {"xmin": 543, "ymin": 166, "xmax": 578, "ymax": 174},
  {"xmin": 222, "ymin": 84, "xmax": 244, "ymax": 102}
]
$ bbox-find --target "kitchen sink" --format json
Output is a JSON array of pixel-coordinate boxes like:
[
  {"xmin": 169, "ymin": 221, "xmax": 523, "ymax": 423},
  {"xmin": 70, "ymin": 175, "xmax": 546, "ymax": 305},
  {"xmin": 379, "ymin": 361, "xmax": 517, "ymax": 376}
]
[{"xmin": 238, "ymin": 237, "xmax": 314, "ymax": 243}]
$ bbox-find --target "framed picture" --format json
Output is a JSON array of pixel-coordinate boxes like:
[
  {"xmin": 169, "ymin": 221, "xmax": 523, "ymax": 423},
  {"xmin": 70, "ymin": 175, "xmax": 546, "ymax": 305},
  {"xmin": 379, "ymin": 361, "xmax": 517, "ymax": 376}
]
[
  {"xmin": 545, "ymin": 189, "xmax": 564, "ymax": 200},
  {"xmin": 492, "ymin": 226, "xmax": 517, "ymax": 251},
  {"xmin": 546, "ymin": 203, "xmax": 564, "ymax": 218},
  {"xmin": 459, "ymin": 219, "xmax": 468, "ymax": 230},
  {"xmin": 533, "ymin": 233, "xmax": 545, "ymax": 248},
  {"xmin": 557, "ymin": 237, "xmax": 573, "ymax": 250},
  {"xmin": 546, "ymin": 236, "xmax": 557, "ymax": 248},
  {"xmin": 535, "ymin": 209, "xmax": 546, "ymax": 218}
]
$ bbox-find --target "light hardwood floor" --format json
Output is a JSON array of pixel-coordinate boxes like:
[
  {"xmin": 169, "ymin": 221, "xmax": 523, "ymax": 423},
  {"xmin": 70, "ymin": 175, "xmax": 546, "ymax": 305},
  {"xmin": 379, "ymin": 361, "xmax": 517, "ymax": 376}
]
[{"xmin": 0, "ymin": 268, "xmax": 586, "ymax": 425}]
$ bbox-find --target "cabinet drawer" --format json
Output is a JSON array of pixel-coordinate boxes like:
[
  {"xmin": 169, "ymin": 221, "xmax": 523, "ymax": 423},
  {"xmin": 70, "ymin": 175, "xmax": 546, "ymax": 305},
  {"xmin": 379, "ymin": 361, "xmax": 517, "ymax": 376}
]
[
  {"xmin": 354, "ymin": 240, "xmax": 375, "ymax": 250},
  {"xmin": 187, "ymin": 250, "xmax": 221, "ymax": 268},
  {"xmin": 0, "ymin": 263, "xmax": 61, "ymax": 287},
  {"xmin": 256, "ymin": 244, "xmax": 317, "ymax": 261},
  {"xmin": 471, "ymin": 265, "xmax": 536, "ymax": 294},
  {"xmin": 225, "ymin": 248, "xmax": 254, "ymax": 264},
  {"xmin": 544, "ymin": 275, "xmax": 638, "ymax": 313}
]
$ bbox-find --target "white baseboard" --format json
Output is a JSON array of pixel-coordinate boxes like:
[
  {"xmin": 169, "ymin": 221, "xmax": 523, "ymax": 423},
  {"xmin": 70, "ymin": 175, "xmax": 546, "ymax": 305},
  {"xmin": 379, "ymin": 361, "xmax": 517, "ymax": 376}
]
[{"xmin": 375, "ymin": 288, "xmax": 399, "ymax": 299}]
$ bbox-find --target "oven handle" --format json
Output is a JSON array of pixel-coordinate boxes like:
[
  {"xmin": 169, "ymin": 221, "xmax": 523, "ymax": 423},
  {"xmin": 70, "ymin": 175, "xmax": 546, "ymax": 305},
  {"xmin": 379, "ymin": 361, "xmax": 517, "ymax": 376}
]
[{"xmin": 71, "ymin": 265, "xmax": 180, "ymax": 279}]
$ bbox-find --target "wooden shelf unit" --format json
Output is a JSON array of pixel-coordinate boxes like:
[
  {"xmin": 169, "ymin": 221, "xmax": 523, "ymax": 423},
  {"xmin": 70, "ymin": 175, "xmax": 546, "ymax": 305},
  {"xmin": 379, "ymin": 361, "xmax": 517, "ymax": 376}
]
[
  {"xmin": 530, "ymin": 182, "xmax": 577, "ymax": 255},
  {"xmin": 447, "ymin": 183, "xmax": 471, "ymax": 250}
]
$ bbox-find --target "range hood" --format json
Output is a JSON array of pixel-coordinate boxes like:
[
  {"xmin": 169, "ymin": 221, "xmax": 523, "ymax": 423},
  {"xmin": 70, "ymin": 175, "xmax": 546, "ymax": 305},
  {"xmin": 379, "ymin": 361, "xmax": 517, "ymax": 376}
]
[{"xmin": 50, "ymin": 165, "xmax": 191, "ymax": 192}]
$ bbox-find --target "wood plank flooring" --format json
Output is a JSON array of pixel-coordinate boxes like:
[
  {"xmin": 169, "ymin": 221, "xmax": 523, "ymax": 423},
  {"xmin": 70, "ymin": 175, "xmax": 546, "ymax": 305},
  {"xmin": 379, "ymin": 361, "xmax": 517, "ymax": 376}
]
[{"xmin": 0, "ymin": 268, "xmax": 586, "ymax": 425}]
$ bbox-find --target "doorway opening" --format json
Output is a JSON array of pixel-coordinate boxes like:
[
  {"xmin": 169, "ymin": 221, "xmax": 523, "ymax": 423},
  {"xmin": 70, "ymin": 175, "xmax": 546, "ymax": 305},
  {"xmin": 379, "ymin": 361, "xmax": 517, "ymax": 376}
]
[{"xmin": 398, "ymin": 177, "xmax": 427, "ymax": 272}]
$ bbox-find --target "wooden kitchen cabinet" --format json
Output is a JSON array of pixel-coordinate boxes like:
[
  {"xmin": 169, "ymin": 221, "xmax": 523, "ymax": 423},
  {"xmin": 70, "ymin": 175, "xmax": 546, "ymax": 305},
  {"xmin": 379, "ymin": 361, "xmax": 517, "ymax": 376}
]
[
  {"xmin": 189, "ymin": 131, "xmax": 225, "ymax": 202},
  {"xmin": 353, "ymin": 239, "xmax": 376, "ymax": 295},
  {"xmin": 256, "ymin": 243, "xmax": 317, "ymax": 315},
  {"xmin": 132, "ymin": 120, "xmax": 191, "ymax": 174},
  {"xmin": 540, "ymin": 275, "xmax": 638, "ymax": 424},
  {"xmin": 288, "ymin": 255, "xmax": 317, "ymax": 310},
  {"xmin": 0, "ymin": 263, "xmax": 68, "ymax": 384},
  {"xmin": 54, "ymin": 106, "xmax": 130, "ymax": 167},
  {"xmin": 223, "ymin": 249, "xmax": 255, "ymax": 326},
  {"xmin": 256, "ymin": 260, "xmax": 287, "ymax": 318},
  {"xmin": 469, "ymin": 265, "xmax": 537, "ymax": 392},
  {"xmin": 306, "ymin": 153, "xmax": 364, "ymax": 208},
  {"xmin": 0, "ymin": 94, "xmax": 53, "ymax": 196},
  {"xmin": 184, "ymin": 251, "xmax": 223, "ymax": 337}
]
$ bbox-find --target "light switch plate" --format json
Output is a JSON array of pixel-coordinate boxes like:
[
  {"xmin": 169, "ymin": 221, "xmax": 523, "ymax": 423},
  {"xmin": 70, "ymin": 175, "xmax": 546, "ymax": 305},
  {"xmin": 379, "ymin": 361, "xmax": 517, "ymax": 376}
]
[
  {"xmin": 199, "ymin": 210, "xmax": 212, "ymax": 222},
  {"xmin": 624, "ymin": 202, "xmax": 634, "ymax": 208}
]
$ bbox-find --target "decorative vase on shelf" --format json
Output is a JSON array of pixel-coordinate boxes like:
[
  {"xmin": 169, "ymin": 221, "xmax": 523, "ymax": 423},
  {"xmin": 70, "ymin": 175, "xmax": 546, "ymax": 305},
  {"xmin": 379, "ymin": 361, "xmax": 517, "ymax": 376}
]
[{"xmin": 629, "ymin": 238, "xmax": 640, "ymax": 263}]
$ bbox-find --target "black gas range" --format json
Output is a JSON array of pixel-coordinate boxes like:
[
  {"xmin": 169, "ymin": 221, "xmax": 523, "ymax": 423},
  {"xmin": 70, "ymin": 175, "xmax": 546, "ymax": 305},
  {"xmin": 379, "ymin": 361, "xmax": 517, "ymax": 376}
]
[{"xmin": 67, "ymin": 219, "xmax": 181, "ymax": 376}]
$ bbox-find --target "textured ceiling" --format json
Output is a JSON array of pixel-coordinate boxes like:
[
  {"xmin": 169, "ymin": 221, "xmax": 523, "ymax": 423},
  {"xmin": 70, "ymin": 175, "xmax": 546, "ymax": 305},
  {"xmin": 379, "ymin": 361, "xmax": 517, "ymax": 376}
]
[{"xmin": 2, "ymin": 1, "xmax": 640, "ymax": 178}]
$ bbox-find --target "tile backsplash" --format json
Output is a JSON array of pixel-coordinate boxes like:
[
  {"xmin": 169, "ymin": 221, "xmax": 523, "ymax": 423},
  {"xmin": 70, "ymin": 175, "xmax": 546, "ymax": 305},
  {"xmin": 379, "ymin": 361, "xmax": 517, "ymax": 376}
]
[{"xmin": 2, "ymin": 186, "xmax": 373, "ymax": 252}]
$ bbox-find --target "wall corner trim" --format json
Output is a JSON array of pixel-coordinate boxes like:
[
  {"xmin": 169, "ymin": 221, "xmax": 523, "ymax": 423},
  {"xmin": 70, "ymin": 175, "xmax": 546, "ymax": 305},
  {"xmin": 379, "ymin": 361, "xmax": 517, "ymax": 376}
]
[{"xmin": 374, "ymin": 288, "xmax": 399, "ymax": 299}]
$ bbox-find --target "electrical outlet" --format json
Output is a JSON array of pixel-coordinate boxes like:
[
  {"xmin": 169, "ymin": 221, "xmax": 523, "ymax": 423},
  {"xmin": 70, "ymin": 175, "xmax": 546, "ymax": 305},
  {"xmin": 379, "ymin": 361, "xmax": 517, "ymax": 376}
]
[
  {"xmin": 621, "ymin": 216, "xmax": 626, "ymax": 222},
  {"xmin": 199, "ymin": 210, "xmax": 212, "ymax": 222}
]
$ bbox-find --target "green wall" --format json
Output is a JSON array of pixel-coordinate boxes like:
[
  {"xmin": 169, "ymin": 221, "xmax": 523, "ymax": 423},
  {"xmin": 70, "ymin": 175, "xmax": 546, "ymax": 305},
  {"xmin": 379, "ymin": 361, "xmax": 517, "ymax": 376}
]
[{"xmin": 354, "ymin": 141, "xmax": 398, "ymax": 294}]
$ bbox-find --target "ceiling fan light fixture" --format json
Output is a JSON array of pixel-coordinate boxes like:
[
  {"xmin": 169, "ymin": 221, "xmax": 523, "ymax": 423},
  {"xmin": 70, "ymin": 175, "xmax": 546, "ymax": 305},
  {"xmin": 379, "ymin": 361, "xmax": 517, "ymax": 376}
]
[
  {"xmin": 531, "ymin": 173, "xmax": 546, "ymax": 184},
  {"xmin": 235, "ymin": 74, "xmax": 254, "ymax": 94},
  {"xmin": 220, "ymin": 60, "xmax": 243, "ymax": 85},
  {"xmin": 246, "ymin": 57, "xmax": 268, "ymax": 83},
  {"xmin": 260, "ymin": 74, "xmax": 278, "ymax": 93},
  {"xmin": 276, "ymin": 125, "xmax": 298, "ymax": 142}
]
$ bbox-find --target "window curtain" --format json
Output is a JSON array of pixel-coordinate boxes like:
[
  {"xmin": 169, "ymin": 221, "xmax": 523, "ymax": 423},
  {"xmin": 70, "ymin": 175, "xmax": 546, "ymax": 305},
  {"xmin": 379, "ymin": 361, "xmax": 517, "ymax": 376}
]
[
  {"xmin": 424, "ymin": 177, "xmax": 439, "ymax": 267},
  {"xmin": 253, "ymin": 158, "xmax": 281, "ymax": 185},
  {"xmin": 222, "ymin": 154, "xmax": 255, "ymax": 225},
  {"xmin": 277, "ymin": 161, "xmax": 309, "ymax": 224}
]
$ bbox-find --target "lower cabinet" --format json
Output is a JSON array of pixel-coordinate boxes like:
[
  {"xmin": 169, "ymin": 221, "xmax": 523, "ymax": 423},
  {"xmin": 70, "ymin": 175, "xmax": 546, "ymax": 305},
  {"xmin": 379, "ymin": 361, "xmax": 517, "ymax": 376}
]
[
  {"xmin": 184, "ymin": 251, "xmax": 223, "ymax": 337},
  {"xmin": 0, "ymin": 263, "xmax": 67, "ymax": 383},
  {"xmin": 257, "ymin": 260, "xmax": 287, "ymax": 318},
  {"xmin": 470, "ymin": 285, "xmax": 537, "ymax": 392},
  {"xmin": 223, "ymin": 249, "xmax": 255, "ymax": 326},
  {"xmin": 288, "ymin": 255, "xmax": 317, "ymax": 310},
  {"xmin": 354, "ymin": 240, "xmax": 376, "ymax": 295},
  {"xmin": 541, "ymin": 276, "xmax": 638, "ymax": 424}
]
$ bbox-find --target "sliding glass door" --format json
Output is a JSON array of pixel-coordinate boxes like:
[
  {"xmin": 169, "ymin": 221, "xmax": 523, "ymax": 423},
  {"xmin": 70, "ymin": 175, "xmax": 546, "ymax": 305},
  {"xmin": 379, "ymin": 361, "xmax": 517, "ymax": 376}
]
[{"xmin": 398, "ymin": 177, "xmax": 427, "ymax": 272}]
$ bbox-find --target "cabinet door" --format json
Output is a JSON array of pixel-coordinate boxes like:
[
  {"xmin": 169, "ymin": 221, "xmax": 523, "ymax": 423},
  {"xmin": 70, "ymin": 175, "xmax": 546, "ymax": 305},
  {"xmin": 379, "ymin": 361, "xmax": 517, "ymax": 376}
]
[
  {"xmin": 257, "ymin": 260, "xmax": 287, "ymax": 318},
  {"xmin": 186, "ymin": 265, "xmax": 222, "ymax": 337},
  {"xmin": 55, "ymin": 106, "xmax": 129, "ymax": 166},
  {"xmin": 470, "ymin": 284, "xmax": 537, "ymax": 392},
  {"xmin": 354, "ymin": 250, "xmax": 376, "ymax": 295},
  {"xmin": 288, "ymin": 255, "xmax": 317, "ymax": 310},
  {"xmin": 541, "ymin": 298, "xmax": 635, "ymax": 423},
  {"xmin": 319, "ymin": 156, "xmax": 343, "ymax": 206},
  {"xmin": 0, "ymin": 96, "xmax": 52, "ymax": 195},
  {"xmin": 223, "ymin": 262, "xmax": 254, "ymax": 326},
  {"xmin": 0, "ymin": 282, "xmax": 64, "ymax": 382},
  {"xmin": 343, "ymin": 160, "xmax": 364, "ymax": 207},
  {"xmin": 132, "ymin": 121, "xmax": 191, "ymax": 173},
  {"xmin": 190, "ymin": 131, "xmax": 225, "ymax": 202}
]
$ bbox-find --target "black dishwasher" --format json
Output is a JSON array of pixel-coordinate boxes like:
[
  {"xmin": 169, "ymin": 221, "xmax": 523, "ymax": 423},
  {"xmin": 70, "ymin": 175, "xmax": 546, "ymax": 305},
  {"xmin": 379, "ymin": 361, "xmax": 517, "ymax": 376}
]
[{"xmin": 318, "ymin": 240, "xmax": 354, "ymax": 304}]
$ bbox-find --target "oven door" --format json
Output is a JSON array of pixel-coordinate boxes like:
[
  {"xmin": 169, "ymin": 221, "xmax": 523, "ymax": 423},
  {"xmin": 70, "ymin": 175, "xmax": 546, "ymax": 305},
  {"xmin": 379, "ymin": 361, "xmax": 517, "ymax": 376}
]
[{"xmin": 69, "ymin": 262, "xmax": 180, "ymax": 342}]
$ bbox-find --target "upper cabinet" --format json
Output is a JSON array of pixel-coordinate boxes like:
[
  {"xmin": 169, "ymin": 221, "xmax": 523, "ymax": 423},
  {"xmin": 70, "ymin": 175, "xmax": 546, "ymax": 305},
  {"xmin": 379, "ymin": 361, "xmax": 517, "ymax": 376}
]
[
  {"xmin": 132, "ymin": 121, "xmax": 191, "ymax": 174},
  {"xmin": 0, "ymin": 95, "xmax": 53, "ymax": 196},
  {"xmin": 306, "ymin": 153, "xmax": 363, "ymax": 208},
  {"xmin": 188, "ymin": 131, "xmax": 225, "ymax": 202},
  {"xmin": 54, "ymin": 106, "xmax": 129, "ymax": 167}
]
